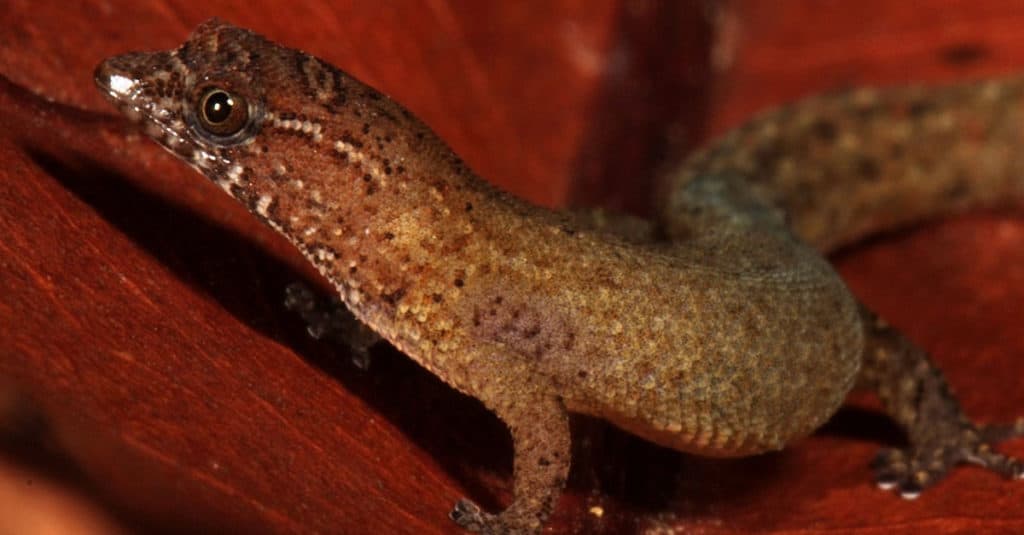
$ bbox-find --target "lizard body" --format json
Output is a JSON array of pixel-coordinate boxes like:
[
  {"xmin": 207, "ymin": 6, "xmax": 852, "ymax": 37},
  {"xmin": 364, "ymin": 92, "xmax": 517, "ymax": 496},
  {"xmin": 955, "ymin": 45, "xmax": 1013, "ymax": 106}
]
[{"xmin": 95, "ymin": 20, "xmax": 1023, "ymax": 534}]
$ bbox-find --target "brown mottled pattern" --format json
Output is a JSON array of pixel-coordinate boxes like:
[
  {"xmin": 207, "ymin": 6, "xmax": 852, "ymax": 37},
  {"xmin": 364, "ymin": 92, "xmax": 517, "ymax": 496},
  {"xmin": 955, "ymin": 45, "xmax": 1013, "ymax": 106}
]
[
  {"xmin": 664, "ymin": 79, "xmax": 1024, "ymax": 252},
  {"xmin": 95, "ymin": 19, "xmax": 1024, "ymax": 534}
]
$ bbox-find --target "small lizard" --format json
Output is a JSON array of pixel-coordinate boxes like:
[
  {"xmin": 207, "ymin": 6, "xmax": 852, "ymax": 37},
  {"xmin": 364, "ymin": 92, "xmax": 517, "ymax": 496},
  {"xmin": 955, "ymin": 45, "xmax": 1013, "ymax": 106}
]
[{"xmin": 95, "ymin": 19, "xmax": 1024, "ymax": 534}]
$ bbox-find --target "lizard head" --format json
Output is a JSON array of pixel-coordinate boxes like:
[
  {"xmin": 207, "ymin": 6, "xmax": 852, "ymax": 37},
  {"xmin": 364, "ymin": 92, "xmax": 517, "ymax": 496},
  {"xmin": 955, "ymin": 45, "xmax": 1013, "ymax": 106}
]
[
  {"xmin": 94, "ymin": 18, "xmax": 413, "ymax": 222},
  {"xmin": 95, "ymin": 19, "xmax": 270, "ymax": 186},
  {"xmin": 95, "ymin": 18, "xmax": 467, "ymax": 297}
]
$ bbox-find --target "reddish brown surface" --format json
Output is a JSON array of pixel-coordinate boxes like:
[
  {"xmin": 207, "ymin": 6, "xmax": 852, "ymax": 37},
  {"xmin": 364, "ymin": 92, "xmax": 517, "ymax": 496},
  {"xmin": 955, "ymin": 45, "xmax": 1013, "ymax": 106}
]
[{"xmin": 1, "ymin": 1, "xmax": 1022, "ymax": 533}]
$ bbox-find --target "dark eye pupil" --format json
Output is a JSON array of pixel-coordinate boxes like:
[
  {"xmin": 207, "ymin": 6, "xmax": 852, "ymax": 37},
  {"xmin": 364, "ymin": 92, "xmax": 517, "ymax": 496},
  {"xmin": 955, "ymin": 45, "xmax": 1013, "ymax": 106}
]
[{"xmin": 203, "ymin": 91, "xmax": 234, "ymax": 124}]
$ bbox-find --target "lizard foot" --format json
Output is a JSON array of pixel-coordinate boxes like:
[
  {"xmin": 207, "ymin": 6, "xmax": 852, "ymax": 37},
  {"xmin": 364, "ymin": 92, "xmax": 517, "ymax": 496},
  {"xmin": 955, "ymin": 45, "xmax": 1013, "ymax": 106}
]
[
  {"xmin": 859, "ymin": 306, "xmax": 1024, "ymax": 499},
  {"xmin": 450, "ymin": 499, "xmax": 529, "ymax": 535},
  {"xmin": 872, "ymin": 417, "xmax": 1024, "ymax": 499},
  {"xmin": 448, "ymin": 385, "xmax": 569, "ymax": 534},
  {"xmin": 450, "ymin": 499, "xmax": 489, "ymax": 532},
  {"xmin": 283, "ymin": 282, "xmax": 380, "ymax": 369}
]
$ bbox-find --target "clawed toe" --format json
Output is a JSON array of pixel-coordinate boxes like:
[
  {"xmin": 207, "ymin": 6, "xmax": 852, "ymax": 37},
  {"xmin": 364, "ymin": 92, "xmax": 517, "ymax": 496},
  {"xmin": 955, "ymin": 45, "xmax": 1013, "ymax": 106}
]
[
  {"xmin": 979, "ymin": 417, "xmax": 1024, "ymax": 443},
  {"xmin": 872, "ymin": 423, "xmax": 1024, "ymax": 498},
  {"xmin": 965, "ymin": 447, "xmax": 1024, "ymax": 480},
  {"xmin": 450, "ymin": 499, "xmax": 488, "ymax": 532},
  {"xmin": 871, "ymin": 450, "xmax": 930, "ymax": 499}
]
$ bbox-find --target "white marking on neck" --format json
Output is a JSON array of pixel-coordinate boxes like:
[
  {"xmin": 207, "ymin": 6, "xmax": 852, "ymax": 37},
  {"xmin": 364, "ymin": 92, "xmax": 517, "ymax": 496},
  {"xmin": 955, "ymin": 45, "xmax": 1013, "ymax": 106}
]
[
  {"xmin": 268, "ymin": 114, "xmax": 324, "ymax": 143},
  {"xmin": 333, "ymin": 140, "xmax": 389, "ymax": 188},
  {"xmin": 255, "ymin": 195, "xmax": 274, "ymax": 217},
  {"xmin": 226, "ymin": 164, "xmax": 244, "ymax": 186}
]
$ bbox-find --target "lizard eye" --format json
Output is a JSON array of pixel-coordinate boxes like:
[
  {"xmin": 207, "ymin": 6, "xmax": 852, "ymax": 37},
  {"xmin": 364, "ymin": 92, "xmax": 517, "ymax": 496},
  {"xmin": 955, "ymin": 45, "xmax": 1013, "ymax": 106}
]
[{"xmin": 197, "ymin": 88, "xmax": 249, "ymax": 137}]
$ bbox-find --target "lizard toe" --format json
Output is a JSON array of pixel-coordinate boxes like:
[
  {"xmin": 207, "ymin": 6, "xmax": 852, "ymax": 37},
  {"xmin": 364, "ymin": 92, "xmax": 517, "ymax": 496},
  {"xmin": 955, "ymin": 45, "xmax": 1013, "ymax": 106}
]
[
  {"xmin": 871, "ymin": 447, "xmax": 943, "ymax": 498},
  {"xmin": 978, "ymin": 417, "xmax": 1024, "ymax": 443},
  {"xmin": 450, "ymin": 499, "xmax": 490, "ymax": 533},
  {"xmin": 964, "ymin": 445, "xmax": 1024, "ymax": 480},
  {"xmin": 873, "ymin": 419, "xmax": 1024, "ymax": 497}
]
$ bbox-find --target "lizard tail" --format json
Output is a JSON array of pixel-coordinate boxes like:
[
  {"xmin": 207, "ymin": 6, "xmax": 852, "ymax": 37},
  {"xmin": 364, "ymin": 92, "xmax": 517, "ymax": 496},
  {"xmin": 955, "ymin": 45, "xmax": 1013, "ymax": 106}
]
[{"xmin": 659, "ymin": 76, "xmax": 1024, "ymax": 253}]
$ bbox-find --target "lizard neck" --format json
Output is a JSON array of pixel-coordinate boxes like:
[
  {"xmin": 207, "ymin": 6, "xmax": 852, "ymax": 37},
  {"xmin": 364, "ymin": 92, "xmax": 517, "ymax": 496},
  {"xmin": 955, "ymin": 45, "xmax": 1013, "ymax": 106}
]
[{"xmin": 224, "ymin": 67, "xmax": 533, "ymax": 346}]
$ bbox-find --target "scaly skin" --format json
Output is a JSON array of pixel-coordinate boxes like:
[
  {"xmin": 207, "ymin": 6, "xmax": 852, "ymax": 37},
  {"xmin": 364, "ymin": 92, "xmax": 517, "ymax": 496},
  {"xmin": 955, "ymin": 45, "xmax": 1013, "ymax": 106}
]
[{"xmin": 95, "ymin": 19, "xmax": 1023, "ymax": 534}]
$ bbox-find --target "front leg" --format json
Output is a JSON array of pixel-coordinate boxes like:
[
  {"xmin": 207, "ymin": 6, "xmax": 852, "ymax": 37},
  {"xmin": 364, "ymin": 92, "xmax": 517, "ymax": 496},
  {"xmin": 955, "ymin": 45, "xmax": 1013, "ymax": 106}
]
[
  {"xmin": 284, "ymin": 282, "xmax": 382, "ymax": 370},
  {"xmin": 450, "ymin": 370, "xmax": 572, "ymax": 535},
  {"xmin": 858, "ymin": 306, "xmax": 1024, "ymax": 498}
]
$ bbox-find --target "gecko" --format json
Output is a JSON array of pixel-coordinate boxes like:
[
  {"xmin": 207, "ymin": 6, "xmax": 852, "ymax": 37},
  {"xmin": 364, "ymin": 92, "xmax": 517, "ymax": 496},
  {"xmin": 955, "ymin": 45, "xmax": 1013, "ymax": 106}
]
[{"xmin": 94, "ymin": 19, "xmax": 1024, "ymax": 534}]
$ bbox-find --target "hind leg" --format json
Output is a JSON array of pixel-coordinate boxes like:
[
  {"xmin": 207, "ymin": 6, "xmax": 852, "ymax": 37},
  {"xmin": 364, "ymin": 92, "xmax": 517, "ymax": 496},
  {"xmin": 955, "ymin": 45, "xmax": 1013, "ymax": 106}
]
[{"xmin": 858, "ymin": 306, "xmax": 1024, "ymax": 498}]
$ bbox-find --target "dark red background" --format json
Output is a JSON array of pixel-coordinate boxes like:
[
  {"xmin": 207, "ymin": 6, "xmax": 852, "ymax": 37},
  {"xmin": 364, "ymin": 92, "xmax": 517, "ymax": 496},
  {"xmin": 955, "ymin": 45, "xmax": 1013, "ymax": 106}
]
[{"xmin": 1, "ymin": 1, "xmax": 1022, "ymax": 533}]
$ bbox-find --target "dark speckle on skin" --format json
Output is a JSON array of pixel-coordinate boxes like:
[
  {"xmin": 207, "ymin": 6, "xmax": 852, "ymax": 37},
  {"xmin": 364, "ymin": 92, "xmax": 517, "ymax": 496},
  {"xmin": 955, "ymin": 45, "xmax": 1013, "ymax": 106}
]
[
  {"xmin": 340, "ymin": 132, "xmax": 364, "ymax": 148},
  {"xmin": 908, "ymin": 99, "xmax": 933, "ymax": 118},
  {"xmin": 812, "ymin": 119, "xmax": 837, "ymax": 143},
  {"xmin": 856, "ymin": 157, "xmax": 880, "ymax": 181}
]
